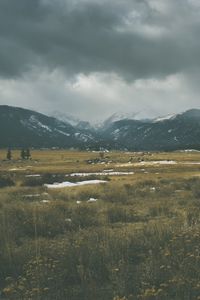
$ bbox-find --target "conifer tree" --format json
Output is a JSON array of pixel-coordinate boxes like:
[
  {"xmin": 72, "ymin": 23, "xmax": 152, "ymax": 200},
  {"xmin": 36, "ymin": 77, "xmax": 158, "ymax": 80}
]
[
  {"xmin": 26, "ymin": 148, "xmax": 31, "ymax": 160},
  {"xmin": 20, "ymin": 149, "xmax": 26, "ymax": 160},
  {"xmin": 7, "ymin": 149, "xmax": 12, "ymax": 160}
]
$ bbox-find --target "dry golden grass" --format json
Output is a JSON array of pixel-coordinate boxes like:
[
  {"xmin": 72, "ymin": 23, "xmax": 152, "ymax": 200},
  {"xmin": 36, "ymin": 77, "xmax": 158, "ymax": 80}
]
[{"xmin": 0, "ymin": 150, "xmax": 200, "ymax": 299}]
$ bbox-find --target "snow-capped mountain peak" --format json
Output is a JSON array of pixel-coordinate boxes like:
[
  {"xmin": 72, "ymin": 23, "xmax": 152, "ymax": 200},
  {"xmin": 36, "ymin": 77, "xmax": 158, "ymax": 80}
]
[
  {"xmin": 153, "ymin": 113, "xmax": 177, "ymax": 123},
  {"xmin": 51, "ymin": 111, "xmax": 81, "ymax": 127},
  {"xmin": 103, "ymin": 112, "xmax": 139, "ymax": 127}
]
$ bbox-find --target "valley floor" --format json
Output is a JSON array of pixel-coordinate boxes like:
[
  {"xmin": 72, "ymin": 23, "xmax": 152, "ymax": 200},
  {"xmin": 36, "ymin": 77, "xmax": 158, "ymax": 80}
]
[{"xmin": 0, "ymin": 150, "xmax": 200, "ymax": 299}]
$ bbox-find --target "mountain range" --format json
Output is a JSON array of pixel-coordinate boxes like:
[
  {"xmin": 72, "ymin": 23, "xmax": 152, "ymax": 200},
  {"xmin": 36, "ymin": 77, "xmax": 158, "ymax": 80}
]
[{"xmin": 1, "ymin": 105, "xmax": 200, "ymax": 151}]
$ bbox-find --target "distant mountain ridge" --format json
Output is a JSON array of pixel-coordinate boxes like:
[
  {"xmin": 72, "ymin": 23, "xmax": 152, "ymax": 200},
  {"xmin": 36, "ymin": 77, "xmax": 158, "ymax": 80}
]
[
  {"xmin": 0, "ymin": 105, "xmax": 97, "ymax": 148},
  {"xmin": 1, "ymin": 105, "xmax": 200, "ymax": 151},
  {"xmin": 101, "ymin": 109, "xmax": 200, "ymax": 151}
]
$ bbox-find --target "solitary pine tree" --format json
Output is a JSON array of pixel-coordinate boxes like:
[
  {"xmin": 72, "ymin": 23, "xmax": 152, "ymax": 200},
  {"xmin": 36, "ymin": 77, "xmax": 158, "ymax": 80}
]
[
  {"xmin": 20, "ymin": 149, "xmax": 26, "ymax": 160},
  {"xmin": 7, "ymin": 149, "xmax": 12, "ymax": 160},
  {"xmin": 26, "ymin": 149, "xmax": 31, "ymax": 160}
]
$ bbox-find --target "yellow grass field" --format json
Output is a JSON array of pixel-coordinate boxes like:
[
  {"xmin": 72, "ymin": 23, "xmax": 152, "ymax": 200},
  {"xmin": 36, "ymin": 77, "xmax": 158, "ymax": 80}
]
[{"xmin": 1, "ymin": 150, "xmax": 200, "ymax": 299}]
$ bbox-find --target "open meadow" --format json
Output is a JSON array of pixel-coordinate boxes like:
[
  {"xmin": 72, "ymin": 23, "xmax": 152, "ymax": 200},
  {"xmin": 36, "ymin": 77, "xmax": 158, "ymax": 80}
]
[{"xmin": 1, "ymin": 149, "xmax": 200, "ymax": 299}]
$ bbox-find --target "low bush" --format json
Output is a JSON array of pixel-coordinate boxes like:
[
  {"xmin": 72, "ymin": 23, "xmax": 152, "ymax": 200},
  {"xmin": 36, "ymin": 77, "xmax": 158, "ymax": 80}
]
[
  {"xmin": 107, "ymin": 205, "xmax": 140, "ymax": 223},
  {"xmin": 0, "ymin": 175, "xmax": 15, "ymax": 188}
]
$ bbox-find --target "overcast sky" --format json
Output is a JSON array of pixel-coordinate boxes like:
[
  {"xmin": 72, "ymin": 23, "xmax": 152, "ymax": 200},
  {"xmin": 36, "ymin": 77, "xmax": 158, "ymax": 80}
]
[{"xmin": 0, "ymin": 0, "xmax": 200, "ymax": 122}]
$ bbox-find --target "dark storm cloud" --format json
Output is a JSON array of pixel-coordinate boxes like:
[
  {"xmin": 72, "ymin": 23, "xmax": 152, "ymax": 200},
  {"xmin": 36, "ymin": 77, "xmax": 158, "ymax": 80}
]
[{"xmin": 1, "ymin": 0, "xmax": 200, "ymax": 80}]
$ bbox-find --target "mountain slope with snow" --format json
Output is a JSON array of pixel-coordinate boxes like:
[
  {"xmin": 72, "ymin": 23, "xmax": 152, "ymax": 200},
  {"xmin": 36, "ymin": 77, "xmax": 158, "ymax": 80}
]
[
  {"xmin": 101, "ymin": 109, "xmax": 200, "ymax": 150},
  {"xmin": 0, "ymin": 105, "xmax": 97, "ymax": 148},
  {"xmin": 1, "ymin": 106, "xmax": 200, "ymax": 151}
]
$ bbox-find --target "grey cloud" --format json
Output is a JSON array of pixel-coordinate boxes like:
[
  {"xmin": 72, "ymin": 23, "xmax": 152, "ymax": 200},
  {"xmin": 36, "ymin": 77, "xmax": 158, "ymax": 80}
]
[
  {"xmin": 0, "ymin": 0, "xmax": 200, "ymax": 80},
  {"xmin": 1, "ymin": 0, "xmax": 200, "ymax": 122}
]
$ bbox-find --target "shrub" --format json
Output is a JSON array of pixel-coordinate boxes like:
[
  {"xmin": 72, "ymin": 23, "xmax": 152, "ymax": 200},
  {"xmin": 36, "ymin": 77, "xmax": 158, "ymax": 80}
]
[
  {"xmin": 21, "ymin": 173, "xmax": 66, "ymax": 187},
  {"xmin": 0, "ymin": 176, "xmax": 15, "ymax": 188},
  {"xmin": 72, "ymin": 205, "xmax": 100, "ymax": 229},
  {"xmin": 107, "ymin": 206, "xmax": 139, "ymax": 223}
]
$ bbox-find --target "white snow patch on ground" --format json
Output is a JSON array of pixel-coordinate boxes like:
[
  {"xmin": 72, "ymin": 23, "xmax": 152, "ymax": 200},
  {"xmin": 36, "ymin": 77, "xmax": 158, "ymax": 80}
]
[
  {"xmin": 41, "ymin": 200, "xmax": 50, "ymax": 203},
  {"xmin": 65, "ymin": 218, "xmax": 72, "ymax": 222},
  {"xmin": 87, "ymin": 198, "xmax": 98, "ymax": 203},
  {"xmin": 150, "ymin": 187, "xmax": 156, "ymax": 191},
  {"xmin": 117, "ymin": 161, "xmax": 176, "ymax": 167},
  {"xmin": 153, "ymin": 160, "xmax": 177, "ymax": 165},
  {"xmin": 24, "ymin": 194, "xmax": 41, "ymax": 198},
  {"xmin": 116, "ymin": 163, "xmax": 134, "ymax": 167},
  {"xmin": 182, "ymin": 162, "xmax": 200, "ymax": 165},
  {"xmin": 69, "ymin": 171, "xmax": 134, "ymax": 177},
  {"xmin": 44, "ymin": 180, "xmax": 107, "ymax": 189},
  {"xmin": 9, "ymin": 168, "xmax": 27, "ymax": 171},
  {"xmin": 134, "ymin": 160, "xmax": 177, "ymax": 166},
  {"xmin": 25, "ymin": 174, "xmax": 41, "ymax": 177},
  {"xmin": 180, "ymin": 149, "xmax": 200, "ymax": 152}
]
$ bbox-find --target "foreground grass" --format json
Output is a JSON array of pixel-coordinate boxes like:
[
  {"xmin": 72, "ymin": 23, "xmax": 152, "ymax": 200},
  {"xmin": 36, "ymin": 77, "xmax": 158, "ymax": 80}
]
[{"xmin": 0, "ymin": 150, "xmax": 200, "ymax": 299}]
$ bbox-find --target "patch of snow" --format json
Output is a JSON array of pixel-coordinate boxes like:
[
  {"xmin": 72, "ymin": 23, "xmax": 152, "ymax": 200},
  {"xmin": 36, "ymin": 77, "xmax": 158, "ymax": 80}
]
[
  {"xmin": 29, "ymin": 115, "xmax": 52, "ymax": 132},
  {"xmin": 103, "ymin": 112, "xmax": 138, "ymax": 126},
  {"xmin": 74, "ymin": 132, "xmax": 93, "ymax": 142},
  {"xmin": 51, "ymin": 111, "xmax": 81, "ymax": 126},
  {"xmin": 153, "ymin": 160, "xmax": 177, "ymax": 165},
  {"xmin": 24, "ymin": 194, "xmax": 41, "ymax": 198},
  {"xmin": 41, "ymin": 200, "xmax": 50, "ymax": 203},
  {"xmin": 116, "ymin": 163, "xmax": 134, "ymax": 167},
  {"xmin": 76, "ymin": 201, "xmax": 82, "ymax": 204},
  {"xmin": 180, "ymin": 149, "xmax": 200, "ymax": 153},
  {"xmin": 153, "ymin": 114, "xmax": 177, "ymax": 123},
  {"xmin": 44, "ymin": 180, "xmax": 107, "ymax": 189},
  {"xmin": 144, "ymin": 127, "xmax": 152, "ymax": 134},
  {"xmin": 114, "ymin": 129, "xmax": 120, "ymax": 134},
  {"xmin": 87, "ymin": 198, "xmax": 98, "ymax": 203},
  {"xmin": 9, "ymin": 168, "xmax": 27, "ymax": 171},
  {"xmin": 69, "ymin": 171, "xmax": 134, "ymax": 177},
  {"xmin": 150, "ymin": 187, "xmax": 156, "ymax": 191},
  {"xmin": 134, "ymin": 160, "xmax": 177, "ymax": 166},
  {"xmin": 38, "ymin": 123, "xmax": 52, "ymax": 132},
  {"xmin": 112, "ymin": 128, "xmax": 121, "ymax": 140},
  {"xmin": 182, "ymin": 162, "xmax": 200, "ymax": 165},
  {"xmin": 65, "ymin": 218, "xmax": 72, "ymax": 222},
  {"xmin": 55, "ymin": 129, "xmax": 70, "ymax": 136},
  {"xmin": 25, "ymin": 174, "xmax": 41, "ymax": 177}
]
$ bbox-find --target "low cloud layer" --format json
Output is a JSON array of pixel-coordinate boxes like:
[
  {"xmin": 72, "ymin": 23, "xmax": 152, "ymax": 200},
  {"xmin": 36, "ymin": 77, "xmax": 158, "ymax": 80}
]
[{"xmin": 0, "ymin": 0, "xmax": 200, "ymax": 121}]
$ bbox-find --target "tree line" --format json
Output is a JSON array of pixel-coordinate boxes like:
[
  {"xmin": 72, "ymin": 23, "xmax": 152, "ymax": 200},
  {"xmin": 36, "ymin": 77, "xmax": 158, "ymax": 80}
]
[{"xmin": 6, "ymin": 149, "xmax": 31, "ymax": 160}]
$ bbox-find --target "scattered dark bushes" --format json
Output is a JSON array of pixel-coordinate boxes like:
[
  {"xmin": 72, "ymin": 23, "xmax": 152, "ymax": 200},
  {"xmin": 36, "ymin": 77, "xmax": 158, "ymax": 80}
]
[{"xmin": 0, "ymin": 175, "xmax": 15, "ymax": 188}]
